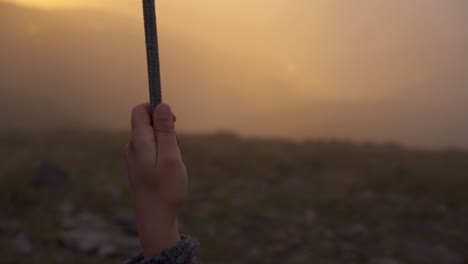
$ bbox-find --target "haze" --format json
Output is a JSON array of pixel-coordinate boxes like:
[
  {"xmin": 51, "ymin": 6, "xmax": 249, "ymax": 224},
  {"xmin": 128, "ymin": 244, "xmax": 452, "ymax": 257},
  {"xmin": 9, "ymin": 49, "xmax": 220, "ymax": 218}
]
[{"xmin": 1, "ymin": 0, "xmax": 467, "ymax": 147}]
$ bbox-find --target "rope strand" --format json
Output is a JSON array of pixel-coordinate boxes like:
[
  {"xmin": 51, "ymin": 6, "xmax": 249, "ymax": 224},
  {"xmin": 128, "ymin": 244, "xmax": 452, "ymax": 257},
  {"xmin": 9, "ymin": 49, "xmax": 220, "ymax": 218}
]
[{"xmin": 143, "ymin": 0, "xmax": 162, "ymax": 114}]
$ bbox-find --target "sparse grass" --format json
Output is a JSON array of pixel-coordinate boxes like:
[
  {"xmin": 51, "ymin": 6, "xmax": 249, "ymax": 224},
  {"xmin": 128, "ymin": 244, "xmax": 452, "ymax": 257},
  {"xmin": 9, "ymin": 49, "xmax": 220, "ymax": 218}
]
[{"xmin": 0, "ymin": 132, "xmax": 467, "ymax": 263}]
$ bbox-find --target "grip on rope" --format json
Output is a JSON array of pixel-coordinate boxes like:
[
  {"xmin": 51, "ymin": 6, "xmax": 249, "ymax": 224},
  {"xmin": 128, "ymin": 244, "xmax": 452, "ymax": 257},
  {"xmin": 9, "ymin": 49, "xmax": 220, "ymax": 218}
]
[{"xmin": 143, "ymin": 0, "xmax": 162, "ymax": 115}]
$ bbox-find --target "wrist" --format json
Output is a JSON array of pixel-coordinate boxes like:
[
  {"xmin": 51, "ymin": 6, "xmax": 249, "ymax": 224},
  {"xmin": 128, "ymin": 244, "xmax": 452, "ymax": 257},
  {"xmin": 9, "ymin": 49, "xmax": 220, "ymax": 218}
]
[
  {"xmin": 138, "ymin": 217, "xmax": 181, "ymax": 258},
  {"xmin": 132, "ymin": 193, "xmax": 181, "ymax": 257}
]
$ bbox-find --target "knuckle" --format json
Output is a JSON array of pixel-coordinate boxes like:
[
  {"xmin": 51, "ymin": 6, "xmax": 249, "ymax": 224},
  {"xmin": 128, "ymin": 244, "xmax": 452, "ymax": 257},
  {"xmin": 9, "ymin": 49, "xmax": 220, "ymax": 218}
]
[
  {"xmin": 131, "ymin": 105, "xmax": 140, "ymax": 118},
  {"xmin": 133, "ymin": 146, "xmax": 156, "ymax": 166},
  {"xmin": 124, "ymin": 144, "xmax": 129, "ymax": 157},
  {"xmin": 124, "ymin": 142, "xmax": 131, "ymax": 154},
  {"xmin": 155, "ymin": 122, "xmax": 176, "ymax": 134},
  {"xmin": 124, "ymin": 142, "xmax": 134, "ymax": 160},
  {"xmin": 159, "ymin": 156, "xmax": 182, "ymax": 169},
  {"xmin": 131, "ymin": 107, "xmax": 139, "ymax": 128},
  {"xmin": 131, "ymin": 104, "xmax": 148, "ymax": 129}
]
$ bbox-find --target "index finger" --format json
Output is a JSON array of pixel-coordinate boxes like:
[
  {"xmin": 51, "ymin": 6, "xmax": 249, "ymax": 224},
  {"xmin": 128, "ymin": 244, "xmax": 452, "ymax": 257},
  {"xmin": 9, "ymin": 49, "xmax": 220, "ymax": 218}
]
[{"xmin": 131, "ymin": 103, "xmax": 156, "ymax": 151}]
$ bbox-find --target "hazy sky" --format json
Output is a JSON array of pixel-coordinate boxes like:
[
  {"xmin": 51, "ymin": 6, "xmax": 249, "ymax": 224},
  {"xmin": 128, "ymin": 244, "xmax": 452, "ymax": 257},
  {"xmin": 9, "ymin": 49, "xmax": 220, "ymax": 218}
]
[{"xmin": 1, "ymin": 0, "xmax": 467, "ymax": 147}]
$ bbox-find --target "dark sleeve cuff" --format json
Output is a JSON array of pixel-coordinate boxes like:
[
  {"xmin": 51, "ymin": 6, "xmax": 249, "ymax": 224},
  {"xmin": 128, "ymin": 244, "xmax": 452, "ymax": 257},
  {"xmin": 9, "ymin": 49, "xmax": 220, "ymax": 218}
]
[{"xmin": 126, "ymin": 236, "xmax": 199, "ymax": 264}]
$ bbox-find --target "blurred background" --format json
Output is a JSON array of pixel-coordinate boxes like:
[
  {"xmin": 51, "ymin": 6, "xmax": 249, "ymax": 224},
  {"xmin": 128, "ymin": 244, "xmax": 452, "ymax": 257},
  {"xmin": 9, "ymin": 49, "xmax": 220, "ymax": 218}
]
[{"xmin": 0, "ymin": 0, "xmax": 467, "ymax": 263}]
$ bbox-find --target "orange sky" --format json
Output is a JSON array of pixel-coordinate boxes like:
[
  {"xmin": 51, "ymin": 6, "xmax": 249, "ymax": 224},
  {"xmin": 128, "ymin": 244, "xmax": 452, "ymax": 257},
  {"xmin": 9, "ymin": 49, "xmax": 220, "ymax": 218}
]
[
  {"xmin": 1, "ymin": 0, "xmax": 467, "ymax": 147},
  {"xmin": 2, "ymin": 0, "xmax": 132, "ymax": 9},
  {"xmin": 3, "ymin": 0, "xmax": 466, "ymax": 102}
]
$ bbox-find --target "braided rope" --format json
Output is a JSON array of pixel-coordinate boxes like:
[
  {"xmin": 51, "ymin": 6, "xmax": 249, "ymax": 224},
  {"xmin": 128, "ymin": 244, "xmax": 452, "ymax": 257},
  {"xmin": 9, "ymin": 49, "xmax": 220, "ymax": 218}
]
[{"xmin": 143, "ymin": 0, "xmax": 162, "ymax": 114}]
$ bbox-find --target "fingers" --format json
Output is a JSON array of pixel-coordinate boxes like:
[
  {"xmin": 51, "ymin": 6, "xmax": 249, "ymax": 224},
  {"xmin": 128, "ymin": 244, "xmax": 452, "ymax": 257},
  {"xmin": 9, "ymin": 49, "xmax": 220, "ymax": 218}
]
[
  {"xmin": 130, "ymin": 103, "xmax": 157, "ymax": 161},
  {"xmin": 153, "ymin": 104, "xmax": 182, "ymax": 163},
  {"xmin": 153, "ymin": 104, "xmax": 176, "ymax": 135}
]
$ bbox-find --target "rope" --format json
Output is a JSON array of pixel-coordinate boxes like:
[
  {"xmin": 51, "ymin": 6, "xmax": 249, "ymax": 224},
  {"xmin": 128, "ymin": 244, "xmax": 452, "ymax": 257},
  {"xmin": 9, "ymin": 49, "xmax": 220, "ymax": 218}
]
[{"xmin": 143, "ymin": 0, "xmax": 162, "ymax": 114}]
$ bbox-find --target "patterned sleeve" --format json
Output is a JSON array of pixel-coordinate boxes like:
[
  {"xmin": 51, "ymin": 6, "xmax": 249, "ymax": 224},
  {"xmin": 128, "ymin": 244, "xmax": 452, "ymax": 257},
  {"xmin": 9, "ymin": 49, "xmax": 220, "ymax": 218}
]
[{"xmin": 126, "ymin": 236, "xmax": 199, "ymax": 264}]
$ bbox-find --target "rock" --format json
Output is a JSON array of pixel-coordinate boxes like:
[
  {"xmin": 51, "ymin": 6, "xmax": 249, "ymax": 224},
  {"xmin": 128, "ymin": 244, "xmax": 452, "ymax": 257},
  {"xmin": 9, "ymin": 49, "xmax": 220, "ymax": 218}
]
[
  {"xmin": 0, "ymin": 219, "xmax": 21, "ymax": 231},
  {"xmin": 75, "ymin": 211, "xmax": 107, "ymax": 228},
  {"xmin": 387, "ymin": 193, "xmax": 409, "ymax": 206},
  {"xmin": 14, "ymin": 233, "xmax": 33, "ymax": 254},
  {"xmin": 59, "ymin": 211, "xmax": 140, "ymax": 257},
  {"xmin": 60, "ymin": 230, "xmax": 109, "ymax": 253},
  {"xmin": 435, "ymin": 203, "xmax": 449, "ymax": 215},
  {"xmin": 32, "ymin": 162, "xmax": 70, "ymax": 189},
  {"xmin": 97, "ymin": 243, "xmax": 119, "ymax": 258},
  {"xmin": 103, "ymin": 186, "xmax": 122, "ymax": 201},
  {"xmin": 370, "ymin": 258, "xmax": 401, "ymax": 264},
  {"xmin": 401, "ymin": 242, "xmax": 463, "ymax": 264},
  {"xmin": 304, "ymin": 208, "xmax": 318, "ymax": 224},
  {"xmin": 269, "ymin": 243, "xmax": 287, "ymax": 256},
  {"xmin": 432, "ymin": 245, "xmax": 463, "ymax": 264},
  {"xmin": 230, "ymin": 195, "xmax": 249, "ymax": 208},
  {"xmin": 322, "ymin": 229, "xmax": 334, "ymax": 240},
  {"xmin": 337, "ymin": 241, "xmax": 356, "ymax": 253},
  {"xmin": 359, "ymin": 191, "xmax": 375, "ymax": 201},
  {"xmin": 60, "ymin": 215, "xmax": 76, "ymax": 229},
  {"xmin": 59, "ymin": 201, "xmax": 74, "ymax": 215},
  {"xmin": 60, "ymin": 210, "xmax": 107, "ymax": 231},
  {"xmin": 114, "ymin": 208, "xmax": 137, "ymax": 236},
  {"xmin": 53, "ymin": 253, "xmax": 68, "ymax": 264},
  {"xmin": 248, "ymin": 247, "xmax": 262, "ymax": 259},
  {"xmin": 59, "ymin": 212, "xmax": 111, "ymax": 254},
  {"xmin": 60, "ymin": 228, "xmax": 139, "ymax": 257},
  {"xmin": 114, "ymin": 209, "xmax": 134, "ymax": 225},
  {"xmin": 347, "ymin": 224, "xmax": 368, "ymax": 237},
  {"xmin": 340, "ymin": 224, "xmax": 369, "ymax": 243},
  {"xmin": 207, "ymin": 226, "xmax": 217, "ymax": 237},
  {"xmin": 114, "ymin": 236, "xmax": 140, "ymax": 249}
]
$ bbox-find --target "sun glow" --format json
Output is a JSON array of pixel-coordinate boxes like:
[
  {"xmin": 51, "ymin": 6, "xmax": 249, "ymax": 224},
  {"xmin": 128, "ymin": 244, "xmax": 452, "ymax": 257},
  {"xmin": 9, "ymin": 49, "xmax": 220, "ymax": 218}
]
[{"xmin": 5, "ymin": 0, "xmax": 93, "ymax": 9}]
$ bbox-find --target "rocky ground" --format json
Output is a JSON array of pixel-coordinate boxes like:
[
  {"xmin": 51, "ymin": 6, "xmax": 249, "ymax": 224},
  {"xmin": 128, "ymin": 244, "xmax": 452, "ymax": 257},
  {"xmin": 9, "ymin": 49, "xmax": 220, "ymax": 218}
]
[{"xmin": 0, "ymin": 132, "xmax": 467, "ymax": 263}]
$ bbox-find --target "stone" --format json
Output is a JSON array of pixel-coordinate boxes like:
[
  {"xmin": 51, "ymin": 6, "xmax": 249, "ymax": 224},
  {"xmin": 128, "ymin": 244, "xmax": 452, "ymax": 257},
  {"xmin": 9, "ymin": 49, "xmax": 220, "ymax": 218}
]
[
  {"xmin": 207, "ymin": 226, "xmax": 216, "ymax": 237},
  {"xmin": 98, "ymin": 243, "xmax": 119, "ymax": 258},
  {"xmin": 59, "ymin": 201, "xmax": 74, "ymax": 215},
  {"xmin": 59, "ymin": 211, "xmax": 140, "ymax": 257},
  {"xmin": 60, "ymin": 215, "xmax": 76, "ymax": 229},
  {"xmin": 370, "ymin": 258, "xmax": 401, "ymax": 264},
  {"xmin": 60, "ymin": 230, "xmax": 108, "ymax": 253},
  {"xmin": 76, "ymin": 211, "xmax": 107, "ymax": 228},
  {"xmin": 346, "ymin": 224, "xmax": 368, "ymax": 237},
  {"xmin": 60, "ymin": 211, "xmax": 108, "ymax": 230},
  {"xmin": 401, "ymin": 242, "xmax": 463, "ymax": 264},
  {"xmin": 435, "ymin": 203, "xmax": 449, "ymax": 215},
  {"xmin": 387, "ymin": 193, "xmax": 409, "ymax": 206},
  {"xmin": 103, "ymin": 186, "xmax": 122, "ymax": 201},
  {"xmin": 337, "ymin": 241, "xmax": 356, "ymax": 253},
  {"xmin": 359, "ymin": 191, "xmax": 375, "ymax": 201},
  {"xmin": 0, "ymin": 219, "xmax": 21, "ymax": 231},
  {"xmin": 304, "ymin": 208, "xmax": 318, "ymax": 224},
  {"xmin": 114, "ymin": 208, "xmax": 137, "ymax": 236},
  {"xmin": 14, "ymin": 233, "xmax": 33, "ymax": 254},
  {"xmin": 115, "ymin": 236, "xmax": 140, "ymax": 249},
  {"xmin": 32, "ymin": 162, "xmax": 70, "ymax": 189},
  {"xmin": 248, "ymin": 247, "xmax": 262, "ymax": 259},
  {"xmin": 59, "ymin": 227, "xmax": 139, "ymax": 257},
  {"xmin": 59, "ymin": 212, "xmax": 113, "ymax": 254}
]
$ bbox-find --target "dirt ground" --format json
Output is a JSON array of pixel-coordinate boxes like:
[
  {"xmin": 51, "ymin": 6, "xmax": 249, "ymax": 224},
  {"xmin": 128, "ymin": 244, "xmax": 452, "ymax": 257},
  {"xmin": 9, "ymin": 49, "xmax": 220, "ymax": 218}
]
[{"xmin": 0, "ymin": 132, "xmax": 467, "ymax": 263}]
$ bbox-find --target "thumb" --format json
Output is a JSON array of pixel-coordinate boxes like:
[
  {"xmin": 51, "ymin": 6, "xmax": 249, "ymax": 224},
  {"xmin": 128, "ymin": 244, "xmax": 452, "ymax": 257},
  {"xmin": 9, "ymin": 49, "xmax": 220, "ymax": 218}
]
[{"xmin": 153, "ymin": 104, "xmax": 181, "ymax": 161}]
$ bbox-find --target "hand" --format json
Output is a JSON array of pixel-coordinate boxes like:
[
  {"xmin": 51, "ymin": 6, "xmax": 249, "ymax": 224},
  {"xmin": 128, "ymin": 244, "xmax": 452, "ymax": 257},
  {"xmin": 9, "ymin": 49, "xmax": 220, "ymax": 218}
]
[{"xmin": 125, "ymin": 103, "xmax": 187, "ymax": 257}]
